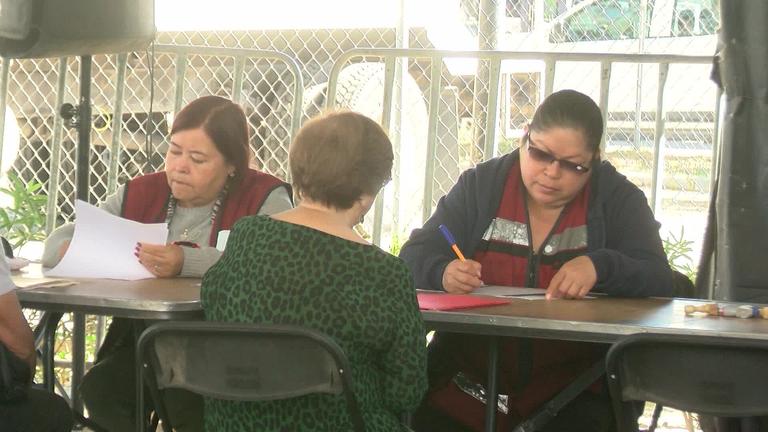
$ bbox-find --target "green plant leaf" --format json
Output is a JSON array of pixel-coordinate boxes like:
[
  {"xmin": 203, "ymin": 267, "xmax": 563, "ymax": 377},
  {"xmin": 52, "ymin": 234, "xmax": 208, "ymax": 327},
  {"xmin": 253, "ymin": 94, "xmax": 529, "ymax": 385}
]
[
  {"xmin": 0, "ymin": 173, "xmax": 48, "ymax": 250},
  {"xmin": 663, "ymin": 227, "xmax": 697, "ymax": 281}
]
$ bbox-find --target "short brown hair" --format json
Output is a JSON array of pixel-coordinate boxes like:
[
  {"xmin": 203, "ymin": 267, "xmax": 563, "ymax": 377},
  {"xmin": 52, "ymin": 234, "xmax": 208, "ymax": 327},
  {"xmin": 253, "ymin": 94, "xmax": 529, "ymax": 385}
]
[
  {"xmin": 290, "ymin": 111, "xmax": 393, "ymax": 210},
  {"xmin": 170, "ymin": 95, "xmax": 250, "ymax": 183}
]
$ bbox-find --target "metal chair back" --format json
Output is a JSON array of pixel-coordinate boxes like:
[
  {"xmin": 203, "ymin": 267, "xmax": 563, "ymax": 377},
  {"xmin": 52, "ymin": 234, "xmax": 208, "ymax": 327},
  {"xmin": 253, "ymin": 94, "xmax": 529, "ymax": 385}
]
[
  {"xmin": 606, "ymin": 333, "xmax": 768, "ymax": 432},
  {"xmin": 136, "ymin": 321, "xmax": 365, "ymax": 432}
]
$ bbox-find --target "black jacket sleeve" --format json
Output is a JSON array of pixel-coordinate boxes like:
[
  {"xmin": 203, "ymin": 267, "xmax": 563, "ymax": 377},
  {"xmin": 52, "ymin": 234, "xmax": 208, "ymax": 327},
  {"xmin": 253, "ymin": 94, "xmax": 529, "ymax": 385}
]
[
  {"xmin": 588, "ymin": 177, "xmax": 674, "ymax": 297},
  {"xmin": 399, "ymin": 153, "xmax": 516, "ymax": 291},
  {"xmin": 399, "ymin": 170, "xmax": 478, "ymax": 291}
]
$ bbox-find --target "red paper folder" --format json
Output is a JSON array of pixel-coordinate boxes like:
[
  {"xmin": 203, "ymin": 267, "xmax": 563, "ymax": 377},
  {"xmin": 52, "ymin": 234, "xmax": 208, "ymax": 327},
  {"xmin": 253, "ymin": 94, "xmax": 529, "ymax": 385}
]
[{"xmin": 417, "ymin": 292, "xmax": 509, "ymax": 311}]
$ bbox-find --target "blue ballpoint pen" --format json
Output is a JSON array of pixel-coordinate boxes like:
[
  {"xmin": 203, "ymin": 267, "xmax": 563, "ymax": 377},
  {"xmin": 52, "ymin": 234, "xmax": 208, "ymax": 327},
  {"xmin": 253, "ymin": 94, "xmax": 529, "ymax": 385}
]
[{"xmin": 438, "ymin": 224, "xmax": 467, "ymax": 262}]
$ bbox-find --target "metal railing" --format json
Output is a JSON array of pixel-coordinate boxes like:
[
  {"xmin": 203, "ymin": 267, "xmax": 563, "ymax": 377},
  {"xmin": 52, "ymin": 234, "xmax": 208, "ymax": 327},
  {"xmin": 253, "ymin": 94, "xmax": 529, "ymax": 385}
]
[
  {"xmin": 6, "ymin": 46, "xmax": 720, "ymax": 407},
  {"xmin": 326, "ymin": 48, "xmax": 720, "ymax": 249},
  {"xmin": 1, "ymin": 45, "xmax": 304, "ymax": 234}
]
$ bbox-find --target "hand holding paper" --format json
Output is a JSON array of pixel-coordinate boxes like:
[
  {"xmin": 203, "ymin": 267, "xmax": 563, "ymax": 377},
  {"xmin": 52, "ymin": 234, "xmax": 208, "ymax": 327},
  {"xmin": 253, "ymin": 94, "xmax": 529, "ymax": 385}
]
[
  {"xmin": 45, "ymin": 200, "xmax": 168, "ymax": 280},
  {"xmin": 135, "ymin": 242, "xmax": 184, "ymax": 278}
]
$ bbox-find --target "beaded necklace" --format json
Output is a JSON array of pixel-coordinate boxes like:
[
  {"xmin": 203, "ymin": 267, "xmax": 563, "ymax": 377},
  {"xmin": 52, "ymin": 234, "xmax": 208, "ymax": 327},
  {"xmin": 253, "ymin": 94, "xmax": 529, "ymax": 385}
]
[{"xmin": 164, "ymin": 181, "xmax": 230, "ymax": 241}]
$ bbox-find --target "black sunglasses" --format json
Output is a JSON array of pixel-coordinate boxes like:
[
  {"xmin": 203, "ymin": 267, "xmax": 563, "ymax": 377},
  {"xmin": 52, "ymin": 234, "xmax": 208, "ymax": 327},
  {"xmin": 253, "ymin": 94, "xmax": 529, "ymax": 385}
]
[{"xmin": 523, "ymin": 133, "xmax": 590, "ymax": 174}]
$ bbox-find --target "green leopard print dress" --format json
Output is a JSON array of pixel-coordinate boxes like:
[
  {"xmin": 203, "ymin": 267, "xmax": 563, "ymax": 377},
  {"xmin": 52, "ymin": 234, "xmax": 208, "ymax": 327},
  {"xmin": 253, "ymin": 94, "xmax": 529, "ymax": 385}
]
[{"xmin": 201, "ymin": 216, "xmax": 427, "ymax": 432}]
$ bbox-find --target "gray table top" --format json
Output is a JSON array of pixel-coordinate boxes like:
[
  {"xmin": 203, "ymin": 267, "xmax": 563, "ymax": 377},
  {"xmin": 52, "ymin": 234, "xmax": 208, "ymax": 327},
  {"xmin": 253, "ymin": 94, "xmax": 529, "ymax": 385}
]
[
  {"xmin": 13, "ymin": 265, "xmax": 203, "ymax": 320},
  {"xmin": 14, "ymin": 265, "xmax": 768, "ymax": 341},
  {"xmin": 422, "ymin": 295, "xmax": 768, "ymax": 343}
]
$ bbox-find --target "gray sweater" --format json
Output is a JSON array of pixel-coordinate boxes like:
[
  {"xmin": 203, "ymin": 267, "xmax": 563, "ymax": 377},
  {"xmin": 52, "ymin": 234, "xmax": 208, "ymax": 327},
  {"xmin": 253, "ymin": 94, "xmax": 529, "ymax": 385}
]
[{"xmin": 42, "ymin": 185, "xmax": 292, "ymax": 277}]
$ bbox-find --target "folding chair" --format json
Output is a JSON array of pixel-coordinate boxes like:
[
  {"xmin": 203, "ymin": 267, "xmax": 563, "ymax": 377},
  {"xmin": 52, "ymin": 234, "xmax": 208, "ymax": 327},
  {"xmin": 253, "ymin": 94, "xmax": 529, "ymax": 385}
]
[
  {"xmin": 638, "ymin": 270, "xmax": 699, "ymax": 431},
  {"xmin": 606, "ymin": 333, "xmax": 768, "ymax": 432},
  {"xmin": 136, "ymin": 321, "xmax": 366, "ymax": 432}
]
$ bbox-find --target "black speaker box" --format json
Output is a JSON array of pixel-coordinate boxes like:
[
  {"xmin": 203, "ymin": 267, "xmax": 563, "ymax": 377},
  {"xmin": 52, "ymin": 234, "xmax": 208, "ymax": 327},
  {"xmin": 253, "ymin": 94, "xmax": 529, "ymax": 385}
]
[{"xmin": 0, "ymin": 0, "xmax": 155, "ymax": 59}]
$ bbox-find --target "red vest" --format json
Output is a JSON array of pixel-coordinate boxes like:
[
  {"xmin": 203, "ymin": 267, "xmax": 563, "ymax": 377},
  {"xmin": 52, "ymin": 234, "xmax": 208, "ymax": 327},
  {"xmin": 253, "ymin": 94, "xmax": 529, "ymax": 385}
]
[
  {"xmin": 121, "ymin": 169, "xmax": 289, "ymax": 246},
  {"xmin": 474, "ymin": 160, "xmax": 590, "ymax": 288}
]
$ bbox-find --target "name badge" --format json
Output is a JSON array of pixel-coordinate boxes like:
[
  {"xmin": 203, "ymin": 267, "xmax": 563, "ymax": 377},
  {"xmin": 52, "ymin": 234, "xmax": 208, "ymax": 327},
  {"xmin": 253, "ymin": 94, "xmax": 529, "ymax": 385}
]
[{"xmin": 216, "ymin": 230, "xmax": 231, "ymax": 252}]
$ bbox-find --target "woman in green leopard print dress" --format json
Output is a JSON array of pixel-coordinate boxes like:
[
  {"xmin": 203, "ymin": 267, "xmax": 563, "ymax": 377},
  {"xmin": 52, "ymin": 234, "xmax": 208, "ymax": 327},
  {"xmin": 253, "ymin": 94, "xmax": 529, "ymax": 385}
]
[{"xmin": 201, "ymin": 111, "xmax": 428, "ymax": 431}]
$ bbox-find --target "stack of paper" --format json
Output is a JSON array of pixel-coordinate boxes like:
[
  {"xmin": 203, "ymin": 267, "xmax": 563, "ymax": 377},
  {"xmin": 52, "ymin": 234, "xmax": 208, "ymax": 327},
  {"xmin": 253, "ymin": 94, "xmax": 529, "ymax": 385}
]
[{"xmin": 45, "ymin": 200, "xmax": 168, "ymax": 280}]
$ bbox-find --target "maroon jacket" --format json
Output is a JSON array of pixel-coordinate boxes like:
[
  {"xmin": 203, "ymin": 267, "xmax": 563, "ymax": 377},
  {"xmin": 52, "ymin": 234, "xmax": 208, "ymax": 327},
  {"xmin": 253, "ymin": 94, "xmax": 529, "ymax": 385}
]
[
  {"xmin": 95, "ymin": 168, "xmax": 289, "ymax": 363},
  {"xmin": 121, "ymin": 169, "xmax": 289, "ymax": 246}
]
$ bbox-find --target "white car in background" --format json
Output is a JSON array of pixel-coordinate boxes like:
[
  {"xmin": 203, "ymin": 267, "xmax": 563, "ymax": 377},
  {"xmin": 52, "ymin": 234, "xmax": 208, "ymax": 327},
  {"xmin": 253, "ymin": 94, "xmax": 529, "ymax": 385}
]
[
  {"xmin": 540, "ymin": 0, "xmax": 720, "ymax": 132},
  {"xmin": 431, "ymin": 0, "xmax": 720, "ymax": 147}
]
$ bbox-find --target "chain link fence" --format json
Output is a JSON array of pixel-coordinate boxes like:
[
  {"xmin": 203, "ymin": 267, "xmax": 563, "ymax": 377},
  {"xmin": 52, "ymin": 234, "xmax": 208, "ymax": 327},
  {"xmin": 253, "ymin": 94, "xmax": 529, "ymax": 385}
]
[
  {"xmin": 325, "ymin": 49, "xmax": 717, "ymax": 260},
  {"xmin": 0, "ymin": 0, "xmax": 719, "ymax": 411}
]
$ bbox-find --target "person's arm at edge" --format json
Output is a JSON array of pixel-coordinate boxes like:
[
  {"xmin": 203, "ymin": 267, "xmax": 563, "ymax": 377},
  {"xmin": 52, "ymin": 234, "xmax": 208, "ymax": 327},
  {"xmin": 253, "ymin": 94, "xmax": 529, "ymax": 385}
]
[
  {"xmin": 587, "ymin": 187, "xmax": 673, "ymax": 297},
  {"xmin": 380, "ymin": 262, "xmax": 428, "ymax": 413},
  {"xmin": 0, "ymin": 259, "xmax": 35, "ymax": 372},
  {"xmin": 0, "ymin": 294, "xmax": 35, "ymax": 372},
  {"xmin": 179, "ymin": 187, "xmax": 292, "ymax": 277}
]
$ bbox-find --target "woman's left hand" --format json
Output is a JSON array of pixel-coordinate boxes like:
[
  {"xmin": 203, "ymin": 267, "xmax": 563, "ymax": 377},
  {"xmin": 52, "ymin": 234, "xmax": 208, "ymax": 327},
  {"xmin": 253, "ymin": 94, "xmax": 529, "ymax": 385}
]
[
  {"xmin": 136, "ymin": 243, "xmax": 184, "ymax": 278},
  {"xmin": 545, "ymin": 255, "xmax": 597, "ymax": 300}
]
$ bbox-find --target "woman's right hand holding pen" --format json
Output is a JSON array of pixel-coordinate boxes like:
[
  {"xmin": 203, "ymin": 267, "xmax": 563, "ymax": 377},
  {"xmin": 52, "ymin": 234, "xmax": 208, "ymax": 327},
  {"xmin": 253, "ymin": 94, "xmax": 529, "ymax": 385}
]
[{"xmin": 442, "ymin": 259, "xmax": 483, "ymax": 293}]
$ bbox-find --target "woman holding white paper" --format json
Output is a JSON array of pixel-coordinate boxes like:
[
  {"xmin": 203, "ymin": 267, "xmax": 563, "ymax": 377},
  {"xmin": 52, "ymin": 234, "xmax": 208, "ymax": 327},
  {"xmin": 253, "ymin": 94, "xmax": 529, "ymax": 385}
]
[
  {"xmin": 41, "ymin": 95, "xmax": 293, "ymax": 432},
  {"xmin": 43, "ymin": 96, "xmax": 292, "ymax": 278}
]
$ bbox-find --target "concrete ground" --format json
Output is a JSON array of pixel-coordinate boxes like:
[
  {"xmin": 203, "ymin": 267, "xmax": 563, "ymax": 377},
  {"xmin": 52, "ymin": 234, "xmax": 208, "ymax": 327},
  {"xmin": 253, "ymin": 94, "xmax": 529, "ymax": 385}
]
[{"xmin": 640, "ymin": 404, "xmax": 702, "ymax": 432}]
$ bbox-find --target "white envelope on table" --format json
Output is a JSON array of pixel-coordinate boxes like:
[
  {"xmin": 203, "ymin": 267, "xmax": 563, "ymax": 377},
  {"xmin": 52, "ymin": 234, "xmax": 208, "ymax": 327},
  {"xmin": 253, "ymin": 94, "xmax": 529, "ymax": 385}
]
[
  {"xmin": 473, "ymin": 285, "xmax": 547, "ymax": 297},
  {"xmin": 45, "ymin": 200, "xmax": 168, "ymax": 280}
]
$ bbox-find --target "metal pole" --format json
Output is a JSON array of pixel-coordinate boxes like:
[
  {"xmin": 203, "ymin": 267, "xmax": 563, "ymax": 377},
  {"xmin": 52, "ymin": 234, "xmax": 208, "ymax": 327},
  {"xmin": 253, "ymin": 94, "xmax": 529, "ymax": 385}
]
[
  {"xmin": 108, "ymin": 53, "xmax": 128, "ymax": 194},
  {"xmin": 484, "ymin": 337, "xmax": 499, "ymax": 432},
  {"xmin": 45, "ymin": 58, "xmax": 69, "ymax": 233},
  {"xmin": 232, "ymin": 56, "xmax": 246, "ymax": 105},
  {"xmin": 76, "ymin": 55, "xmax": 92, "ymax": 203},
  {"xmin": 598, "ymin": 61, "xmax": 612, "ymax": 158},
  {"xmin": 483, "ymin": 59, "xmax": 502, "ymax": 160},
  {"xmin": 710, "ymin": 88, "xmax": 723, "ymax": 192},
  {"xmin": 472, "ymin": 0, "xmax": 500, "ymax": 162},
  {"xmin": 0, "ymin": 58, "xmax": 9, "ymax": 173},
  {"xmin": 390, "ymin": 0, "xmax": 408, "ymax": 245},
  {"xmin": 173, "ymin": 54, "xmax": 188, "ymax": 117},
  {"xmin": 632, "ymin": 0, "xmax": 649, "ymax": 167},
  {"xmin": 422, "ymin": 58, "xmax": 442, "ymax": 222},
  {"xmin": 543, "ymin": 59, "xmax": 556, "ymax": 98},
  {"xmin": 71, "ymin": 54, "xmax": 93, "ymax": 414},
  {"xmin": 372, "ymin": 58, "xmax": 397, "ymax": 247},
  {"xmin": 650, "ymin": 63, "xmax": 669, "ymax": 213}
]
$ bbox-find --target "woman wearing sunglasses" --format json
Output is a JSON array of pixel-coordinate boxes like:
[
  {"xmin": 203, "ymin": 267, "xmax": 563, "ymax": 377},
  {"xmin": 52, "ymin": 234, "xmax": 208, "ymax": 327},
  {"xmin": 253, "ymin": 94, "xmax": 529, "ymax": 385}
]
[{"xmin": 400, "ymin": 90, "xmax": 672, "ymax": 432}]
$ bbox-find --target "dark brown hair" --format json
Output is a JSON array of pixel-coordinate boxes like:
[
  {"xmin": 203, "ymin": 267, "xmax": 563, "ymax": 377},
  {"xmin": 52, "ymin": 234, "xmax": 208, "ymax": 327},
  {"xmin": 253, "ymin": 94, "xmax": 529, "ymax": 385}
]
[
  {"xmin": 530, "ymin": 89, "xmax": 604, "ymax": 158},
  {"xmin": 170, "ymin": 95, "xmax": 250, "ymax": 183},
  {"xmin": 290, "ymin": 111, "xmax": 393, "ymax": 210}
]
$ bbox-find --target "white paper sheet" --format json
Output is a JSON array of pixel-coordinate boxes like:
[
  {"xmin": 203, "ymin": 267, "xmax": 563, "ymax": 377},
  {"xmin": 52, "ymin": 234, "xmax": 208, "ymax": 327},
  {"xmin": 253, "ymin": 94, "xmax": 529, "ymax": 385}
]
[
  {"xmin": 474, "ymin": 285, "xmax": 598, "ymax": 300},
  {"xmin": 15, "ymin": 278, "xmax": 78, "ymax": 290},
  {"xmin": 45, "ymin": 200, "xmax": 168, "ymax": 280},
  {"xmin": 473, "ymin": 285, "xmax": 547, "ymax": 297}
]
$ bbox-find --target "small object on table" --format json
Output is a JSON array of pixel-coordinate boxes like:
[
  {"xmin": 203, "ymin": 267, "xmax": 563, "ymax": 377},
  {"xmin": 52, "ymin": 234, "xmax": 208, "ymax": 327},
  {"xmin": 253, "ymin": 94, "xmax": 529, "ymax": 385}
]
[
  {"xmin": 759, "ymin": 307, "xmax": 768, "ymax": 319},
  {"xmin": 684, "ymin": 303, "xmax": 719, "ymax": 316},
  {"xmin": 719, "ymin": 304, "xmax": 758, "ymax": 319},
  {"xmin": 737, "ymin": 305, "xmax": 758, "ymax": 319}
]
